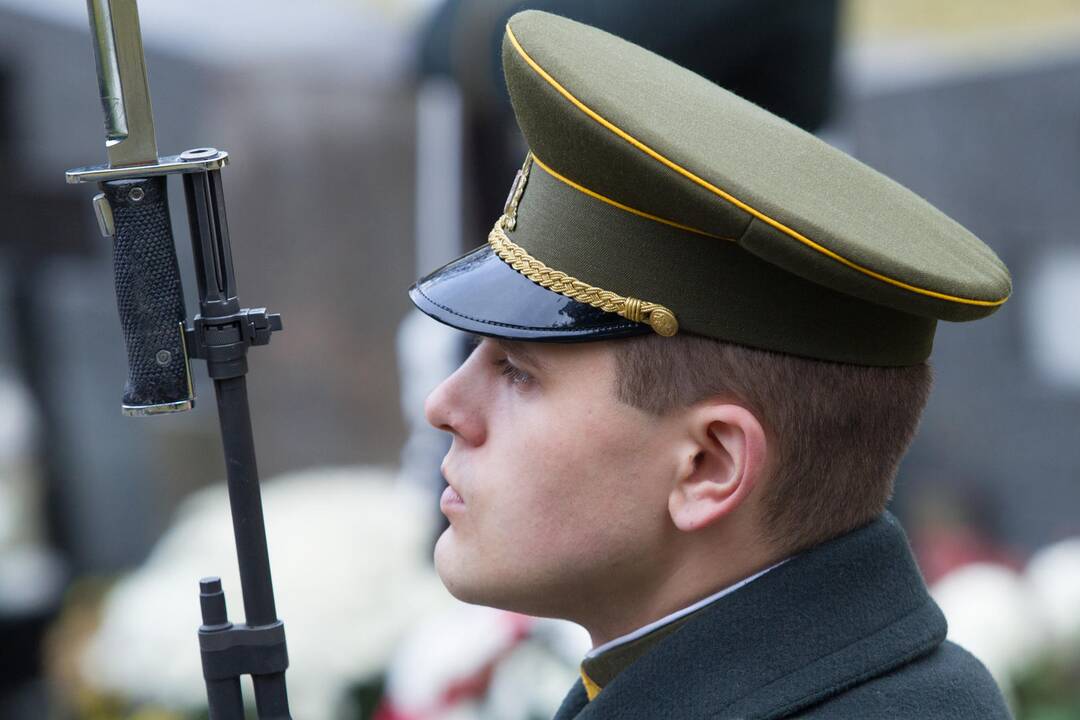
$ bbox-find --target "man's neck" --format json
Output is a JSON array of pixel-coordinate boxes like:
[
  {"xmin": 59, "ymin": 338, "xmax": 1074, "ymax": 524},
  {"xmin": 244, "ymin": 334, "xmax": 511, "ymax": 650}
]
[
  {"xmin": 586, "ymin": 559, "xmax": 785, "ymax": 654},
  {"xmin": 581, "ymin": 545, "xmax": 784, "ymax": 649}
]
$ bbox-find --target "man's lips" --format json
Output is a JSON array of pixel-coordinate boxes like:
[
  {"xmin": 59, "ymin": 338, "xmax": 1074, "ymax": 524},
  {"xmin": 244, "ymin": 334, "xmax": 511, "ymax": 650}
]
[
  {"xmin": 440, "ymin": 484, "xmax": 465, "ymax": 514},
  {"xmin": 440, "ymin": 464, "xmax": 466, "ymax": 513}
]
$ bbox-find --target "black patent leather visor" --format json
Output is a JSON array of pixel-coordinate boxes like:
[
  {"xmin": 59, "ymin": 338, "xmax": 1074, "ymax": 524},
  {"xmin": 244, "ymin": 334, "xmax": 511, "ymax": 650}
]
[{"xmin": 408, "ymin": 245, "xmax": 652, "ymax": 342}]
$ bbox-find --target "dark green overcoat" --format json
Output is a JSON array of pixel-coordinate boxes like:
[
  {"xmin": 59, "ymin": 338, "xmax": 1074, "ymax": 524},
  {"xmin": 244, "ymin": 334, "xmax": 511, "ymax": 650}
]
[{"xmin": 552, "ymin": 514, "xmax": 1012, "ymax": 719}]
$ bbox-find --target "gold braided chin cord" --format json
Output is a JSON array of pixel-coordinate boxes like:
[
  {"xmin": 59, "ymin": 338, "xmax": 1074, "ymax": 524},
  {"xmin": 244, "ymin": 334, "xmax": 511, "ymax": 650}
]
[{"xmin": 488, "ymin": 215, "xmax": 679, "ymax": 337}]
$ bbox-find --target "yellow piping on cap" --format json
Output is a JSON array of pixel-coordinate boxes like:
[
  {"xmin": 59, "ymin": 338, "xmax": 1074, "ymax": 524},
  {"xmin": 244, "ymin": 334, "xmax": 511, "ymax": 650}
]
[
  {"xmin": 506, "ymin": 23, "xmax": 1009, "ymax": 309},
  {"xmin": 531, "ymin": 154, "xmax": 733, "ymax": 241}
]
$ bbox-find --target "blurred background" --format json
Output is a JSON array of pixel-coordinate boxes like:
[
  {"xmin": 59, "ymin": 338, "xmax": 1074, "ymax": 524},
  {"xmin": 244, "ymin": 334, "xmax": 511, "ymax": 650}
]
[{"xmin": 0, "ymin": 0, "xmax": 1078, "ymax": 717}]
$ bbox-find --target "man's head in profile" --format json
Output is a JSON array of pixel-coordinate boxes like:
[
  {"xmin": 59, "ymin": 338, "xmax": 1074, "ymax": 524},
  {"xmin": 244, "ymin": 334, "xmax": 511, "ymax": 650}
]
[
  {"xmin": 425, "ymin": 331, "xmax": 930, "ymax": 646},
  {"xmin": 408, "ymin": 11, "xmax": 1012, "ymax": 719}
]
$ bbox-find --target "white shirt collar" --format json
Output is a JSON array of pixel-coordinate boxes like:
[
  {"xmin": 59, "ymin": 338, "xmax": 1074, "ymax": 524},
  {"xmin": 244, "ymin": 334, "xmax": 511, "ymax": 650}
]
[{"xmin": 586, "ymin": 558, "xmax": 789, "ymax": 659}]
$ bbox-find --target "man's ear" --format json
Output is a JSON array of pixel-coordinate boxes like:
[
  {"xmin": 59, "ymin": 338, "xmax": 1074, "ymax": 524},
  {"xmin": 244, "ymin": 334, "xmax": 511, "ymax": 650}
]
[{"xmin": 668, "ymin": 403, "xmax": 768, "ymax": 533}]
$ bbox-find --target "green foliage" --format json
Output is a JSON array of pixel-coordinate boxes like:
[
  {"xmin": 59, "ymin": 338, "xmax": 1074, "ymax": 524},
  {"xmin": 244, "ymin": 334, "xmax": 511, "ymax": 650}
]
[
  {"xmin": 1012, "ymin": 642, "xmax": 1080, "ymax": 720},
  {"xmin": 343, "ymin": 675, "xmax": 387, "ymax": 719}
]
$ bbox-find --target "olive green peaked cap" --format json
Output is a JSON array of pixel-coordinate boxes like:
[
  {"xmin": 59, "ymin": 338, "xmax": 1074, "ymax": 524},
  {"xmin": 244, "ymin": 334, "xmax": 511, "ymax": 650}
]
[{"xmin": 410, "ymin": 11, "xmax": 1011, "ymax": 366}]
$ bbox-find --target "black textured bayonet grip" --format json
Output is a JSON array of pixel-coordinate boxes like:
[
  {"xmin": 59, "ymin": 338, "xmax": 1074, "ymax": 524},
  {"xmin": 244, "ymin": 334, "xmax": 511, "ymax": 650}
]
[{"xmin": 102, "ymin": 176, "xmax": 193, "ymax": 414}]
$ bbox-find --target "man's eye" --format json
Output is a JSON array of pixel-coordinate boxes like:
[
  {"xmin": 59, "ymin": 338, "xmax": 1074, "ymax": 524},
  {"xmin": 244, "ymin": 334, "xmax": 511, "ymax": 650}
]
[{"xmin": 494, "ymin": 358, "xmax": 533, "ymax": 386}]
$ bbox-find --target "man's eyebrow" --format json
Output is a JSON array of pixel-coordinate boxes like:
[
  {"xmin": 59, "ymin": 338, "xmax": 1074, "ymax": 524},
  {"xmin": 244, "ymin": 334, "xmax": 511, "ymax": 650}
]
[{"xmin": 492, "ymin": 338, "xmax": 548, "ymax": 372}]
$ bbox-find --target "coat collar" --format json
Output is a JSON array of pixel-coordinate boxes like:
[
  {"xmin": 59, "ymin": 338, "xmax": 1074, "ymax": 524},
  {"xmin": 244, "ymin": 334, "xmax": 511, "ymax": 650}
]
[
  {"xmin": 552, "ymin": 680, "xmax": 589, "ymax": 720},
  {"xmin": 554, "ymin": 513, "xmax": 946, "ymax": 720}
]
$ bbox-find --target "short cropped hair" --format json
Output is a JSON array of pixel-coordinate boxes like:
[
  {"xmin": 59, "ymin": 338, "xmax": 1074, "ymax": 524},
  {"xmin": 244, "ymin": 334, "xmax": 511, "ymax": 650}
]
[{"xmin": 612, "ymin": 333, "xmax": 932, "ymax": 555}]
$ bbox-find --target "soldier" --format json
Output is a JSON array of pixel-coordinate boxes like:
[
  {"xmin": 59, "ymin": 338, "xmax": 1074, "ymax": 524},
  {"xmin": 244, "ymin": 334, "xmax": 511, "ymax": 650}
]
[{"xmin": 410, "ymin": 11, "xmax": 1012, "ymax": 719}]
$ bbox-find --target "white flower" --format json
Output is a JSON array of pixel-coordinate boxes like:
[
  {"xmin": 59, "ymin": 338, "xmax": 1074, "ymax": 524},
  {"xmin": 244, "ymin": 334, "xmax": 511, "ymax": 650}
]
[
  {"xmin": 383, "ymin": 603, "xmax": 527, "ymax": 718},
  {"xmin": 82, "ymin": 466, "xmax": 446, "ymax": 719},
  {"xmin": 480, "ymin": 619, "xmax": 589, "ymax": 720},
  {"xmin": 382, "ymin": 604, "xmax": 589, "ymax": 720},
  {"xmin": 1024, "ymin": 537, "xmax": 1080, "ymax": 646},
  {"xmin": 931, "ymin": 562, "xmax": 1052, "ymax": 687}
]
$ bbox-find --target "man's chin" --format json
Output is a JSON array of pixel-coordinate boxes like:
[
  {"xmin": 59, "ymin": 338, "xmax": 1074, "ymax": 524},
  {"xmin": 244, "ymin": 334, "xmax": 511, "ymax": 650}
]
[
  {"xmin": 434, "ymin": 533, "xmax": 525, "ymax": 609},
  {"xmin": 435, "ymin": 564, "xmax": 497, "ymax": 608},
  {"xmin": 433, "ymin": 528, "xmax": 480, "ymax": 601}
]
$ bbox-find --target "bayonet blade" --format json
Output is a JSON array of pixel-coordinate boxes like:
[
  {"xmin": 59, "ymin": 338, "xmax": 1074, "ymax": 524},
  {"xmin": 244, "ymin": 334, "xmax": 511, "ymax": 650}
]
[{"xmin": 87, "ymin": 0, "xmax": 158, "ymax": 168}]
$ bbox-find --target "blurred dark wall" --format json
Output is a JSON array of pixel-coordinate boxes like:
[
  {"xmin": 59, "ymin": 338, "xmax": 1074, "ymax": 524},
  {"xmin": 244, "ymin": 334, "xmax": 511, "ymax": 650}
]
[{"xmin": 852, "ymin": 57, "xmax": 1080, "ymax": 551}]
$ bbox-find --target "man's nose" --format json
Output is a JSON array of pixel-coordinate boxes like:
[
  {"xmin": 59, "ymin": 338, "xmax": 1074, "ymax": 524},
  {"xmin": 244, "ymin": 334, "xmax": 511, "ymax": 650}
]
[{"xmin": 424, "ymin": 367, "xmax": 486, "ymax": 447}]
